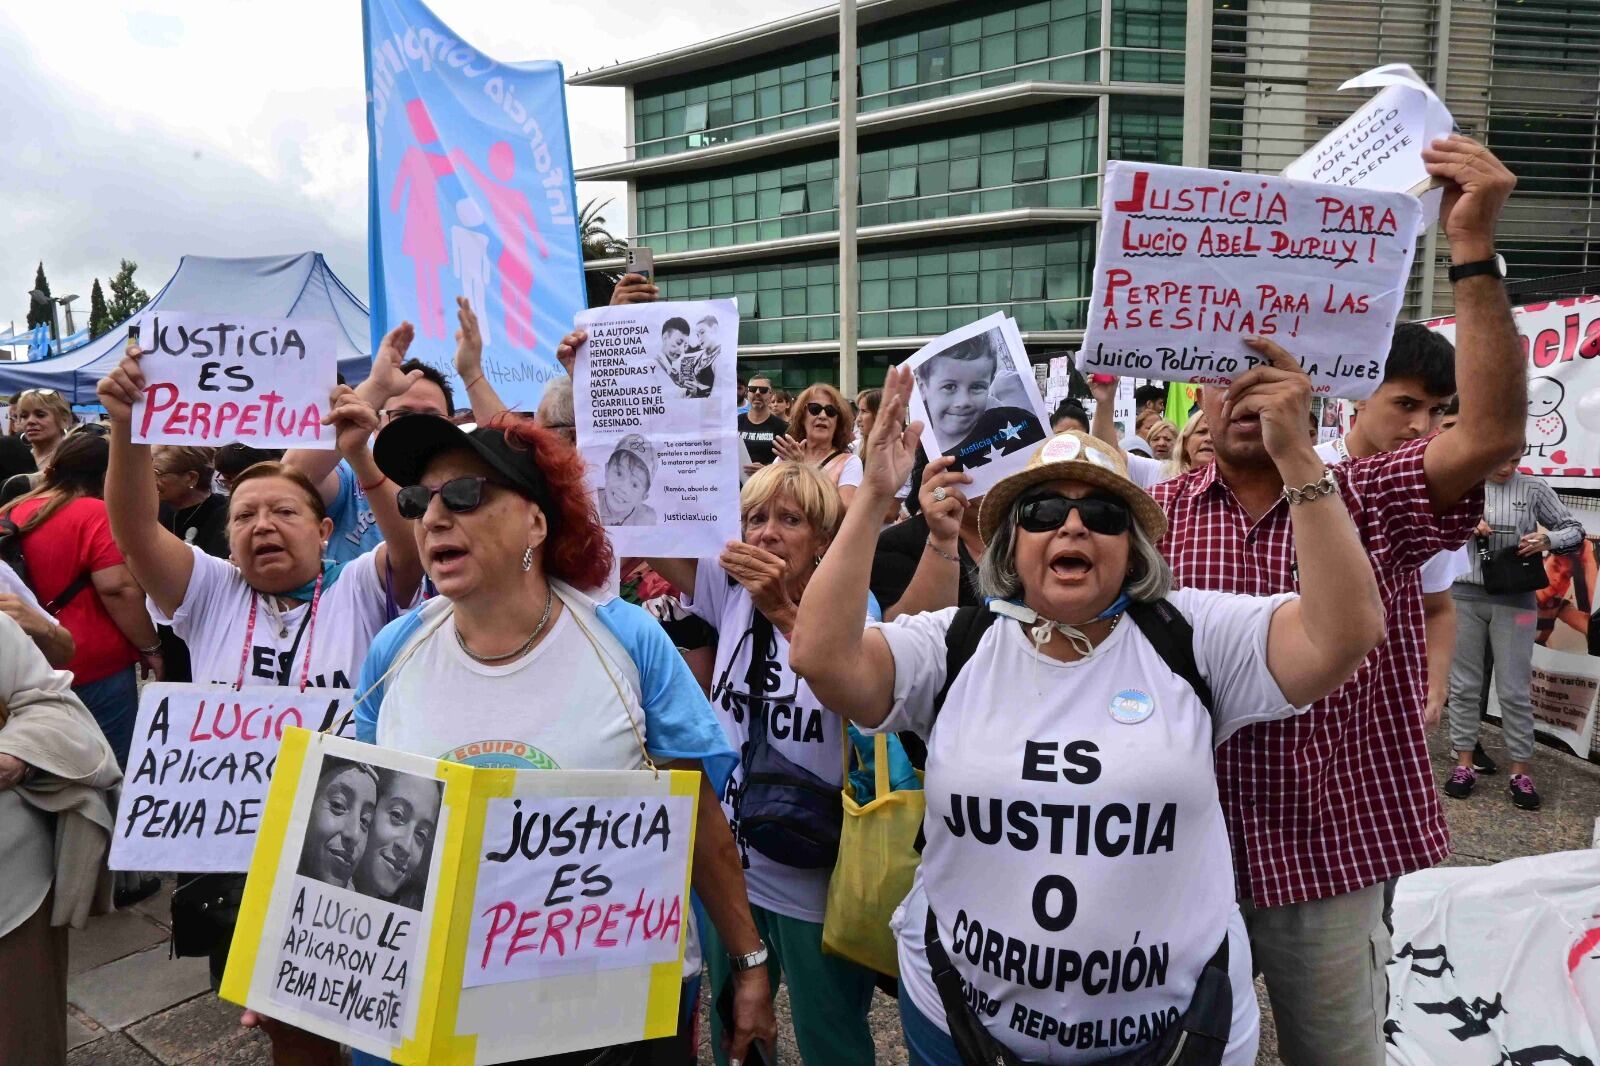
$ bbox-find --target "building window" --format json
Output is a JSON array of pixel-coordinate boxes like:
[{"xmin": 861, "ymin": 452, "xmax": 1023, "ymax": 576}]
[
  {"xmin": 949, "ymin": 157, "xmax": 980, "ymax": 190},
  {"xmin": 1013, "ymin": 147, "xmax": 1048, "ymax": 182},
  {"xmin": 888, "ymin": 167, "xmax": 919, "ymax": 199},
  {"xmin": 684, "ymin": 101, "xmax": 708, "ymax": 132},
  {"xmin": 779, "ymin": 186, "xmax": 808, "ymax": 215}
]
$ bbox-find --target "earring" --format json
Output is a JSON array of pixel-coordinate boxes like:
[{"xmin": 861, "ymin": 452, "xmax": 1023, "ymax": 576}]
[
  {"xmin": 522, "ymin": 545, "xmax": 534, "ymax": 572},
  {"xmin": 813, "ymin": 555, "xmax": 823, "ymax": 569}
]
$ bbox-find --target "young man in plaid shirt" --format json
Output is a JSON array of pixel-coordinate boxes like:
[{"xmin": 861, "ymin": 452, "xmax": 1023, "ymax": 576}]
[{"xmin": 1151, "ymin": 135, "xmax": 1523, "ymax": 1066}]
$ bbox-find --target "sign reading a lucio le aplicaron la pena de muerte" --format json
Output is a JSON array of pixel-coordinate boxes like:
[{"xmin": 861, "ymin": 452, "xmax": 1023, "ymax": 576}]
[
  {"xmin": 1076, "ymin": 161, "xmax": 1421, "ymax": 400},
  {"xmin": 221, "ymin": 729, "xmax": 698, "ymax": 1064}
]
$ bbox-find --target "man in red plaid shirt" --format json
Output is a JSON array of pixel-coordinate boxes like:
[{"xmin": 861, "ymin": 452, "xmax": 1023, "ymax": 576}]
[{"xmin": 1151, "ymin": 136, "xmax": 1523, "ymax": 1066}]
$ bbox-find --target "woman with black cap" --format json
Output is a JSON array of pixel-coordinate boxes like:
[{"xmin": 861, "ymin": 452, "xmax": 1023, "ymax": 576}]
[
  {"xmin": 789, "ymin": 366, "xmax": 1387, "ymax": 1066},
  {"xmin": 349, "ymin": 412, "xmax": 777, "ymax": 1066}
]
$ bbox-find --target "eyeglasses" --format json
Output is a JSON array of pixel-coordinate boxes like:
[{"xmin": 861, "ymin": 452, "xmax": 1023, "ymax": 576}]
[
  {"xmin": 18, "ymin": 389, "xmax": 59, "ymax": 399},
  {"xmin": 746, "ymin": 385, "xmax": 771, "ymax": 394},
  {"xmin": 396, "ymin": 476, "xmax": 496, "ymax": 519},
  {"xmin": 1016, "ymin": 493, "xmax": 1131, "ymax": 536},
  {"xmin": 805, "ymin": 402, "xmax": 839, "ymax": 418}
]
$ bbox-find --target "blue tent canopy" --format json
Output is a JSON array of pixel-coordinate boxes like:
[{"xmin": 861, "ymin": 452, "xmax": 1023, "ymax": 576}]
[{"xmin": 0, "ymin": 253, "xmax": 373, "ymax": 401}]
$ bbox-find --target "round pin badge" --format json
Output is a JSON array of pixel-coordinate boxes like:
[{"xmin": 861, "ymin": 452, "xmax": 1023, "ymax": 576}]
[
  {"xmin": 1041, "ymin": 434, "xmax": 1082, "ymax": 463},
  {"xmin": 1109, "ymin": 689, "xmax": 1155, "ymax": 724}
]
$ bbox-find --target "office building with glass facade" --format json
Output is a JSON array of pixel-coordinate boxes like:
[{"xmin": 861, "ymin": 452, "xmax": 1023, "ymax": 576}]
[{"xmin": 572, "ymin": 0, "xmax": 1600, "ymax": 390}]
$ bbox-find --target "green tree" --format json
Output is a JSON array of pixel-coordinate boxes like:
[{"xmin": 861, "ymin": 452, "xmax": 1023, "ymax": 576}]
[
  {"xmin": 580, "ymin": 198, "xmax": 627, "ymax": 262},
  {"xmin": 88, "ymin": 278, "xmax": 112, "ymax": 339},
  {"xmin": 106, "ymin": 259, "xmax": 151, "ymax": 324},
  {"xmin": 26, "ymin": 262, "xmax": 52, "ymax": 333}
]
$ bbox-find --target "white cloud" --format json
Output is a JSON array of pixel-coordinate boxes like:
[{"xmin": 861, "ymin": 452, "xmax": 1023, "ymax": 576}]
[{"xmin": 2, "ymin": 0, "xmax": 817, "ymax": 331}]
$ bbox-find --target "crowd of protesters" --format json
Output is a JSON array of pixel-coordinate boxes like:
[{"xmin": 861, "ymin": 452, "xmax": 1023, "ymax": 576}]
[{"xmin": 0, "ymin": 134, "xmax": 1581, "ymax": 1066}]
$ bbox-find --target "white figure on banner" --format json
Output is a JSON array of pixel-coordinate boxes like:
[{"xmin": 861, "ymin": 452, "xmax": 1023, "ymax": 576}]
[
  {"xmin": 1527, "ymin": 377, "xmax": 1568, "ymax": 460},
  {"xmin": 349, "ymin": 767, "xmax": 441, "ymax": 912},
  {"xmin": 595, "ymin": 434, "xmax": 659, "ymax": 526},
  {"xmin": 296, "ymin": 756, "xmax": 379, "ymax": 889},
  {"xmin": 451, "ymin": 199, "xmax": 493, "ymax": 347},
  {"xmin": 914, "ymin": 327, "xmax": 1046, "ymax": 468},
  {"xmin": 450, "ymin": 142, "xmax": 549, "ymax": 350}
]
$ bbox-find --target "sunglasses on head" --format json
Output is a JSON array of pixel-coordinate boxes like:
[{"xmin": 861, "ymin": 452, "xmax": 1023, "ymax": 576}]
[
  {"xmin": 747, "ymin": 385, "xmax": 771, "ymax": 394},
  {"xmin": 396, "ymin": 476, "xmax": 497, "ymax": 519},
  {"xmin": 1016, "ymin": 492, "xmax": 1131, "ymax": 536},
  {"xmin": 806, "ymin": 401, "xmax": 839, "ymax": 419}
]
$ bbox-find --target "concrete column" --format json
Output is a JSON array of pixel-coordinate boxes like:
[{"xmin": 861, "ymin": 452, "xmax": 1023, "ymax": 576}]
[{"xmin": 839, "ymin": 0, "xmax": 860, "ymax": 393}]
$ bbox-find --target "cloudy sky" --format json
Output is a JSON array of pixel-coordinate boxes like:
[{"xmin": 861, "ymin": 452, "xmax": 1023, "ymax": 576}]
[{"xmin": 0, "ymin": 0, "xmax": 818, "ymax": 332}]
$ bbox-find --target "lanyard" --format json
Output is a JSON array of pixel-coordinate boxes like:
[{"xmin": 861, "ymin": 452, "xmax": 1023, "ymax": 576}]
[{"xmin": 235, "ymin": 571, "xmax": 324, "ymax": 691}]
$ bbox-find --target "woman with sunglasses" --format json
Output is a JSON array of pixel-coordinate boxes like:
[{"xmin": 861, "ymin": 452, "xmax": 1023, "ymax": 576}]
[
  {"xmin": 98, "ymin": 342, "xmax": 424, "ymax": 1066},
  {"xmin": 773, "ymin": 383, "xmax": 863, "ymax": 511},
  {"xmin": 645, "ymin": 461, "xmax": 881, "ymax": 1066},
  {"xmin": 348, "ymin": 413, "xmax": 776, "ymax": 1066},
  {"xmin": 789, "ymin": 368, "xmax": 1386, "ymax": 1066}
]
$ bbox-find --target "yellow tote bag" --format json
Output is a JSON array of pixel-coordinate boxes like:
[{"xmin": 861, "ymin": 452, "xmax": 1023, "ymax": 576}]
[{"xmin": 822, "ymin": 728, "xmax": 924, "ymax": 976}]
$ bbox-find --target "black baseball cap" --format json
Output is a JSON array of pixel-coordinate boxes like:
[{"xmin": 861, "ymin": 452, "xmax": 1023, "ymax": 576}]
[{"xmin": 373, "ymin": 415, "xmax": 550, "ymax": 510}]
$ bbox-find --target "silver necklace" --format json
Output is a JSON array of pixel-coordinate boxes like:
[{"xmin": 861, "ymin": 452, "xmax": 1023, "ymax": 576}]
[{"xmin": 455, "ymin": 585, "xmax": 554, "ymax": 663}]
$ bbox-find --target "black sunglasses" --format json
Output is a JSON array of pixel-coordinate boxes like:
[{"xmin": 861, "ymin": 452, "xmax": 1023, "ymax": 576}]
[
  {"xmin": 806, "ymin": 401, "xmax": 839, "ymax": 418},
  {"xmin": 396, "ymin": 476, "xmax": 495, "ymax": 519},
  {"xmin": 1016, "ymin": 492, "xmax": 1131, "ymax": 536},
  {"xmin": 747, "ymin": 385, "xmax": 771, "ymax": 394}
]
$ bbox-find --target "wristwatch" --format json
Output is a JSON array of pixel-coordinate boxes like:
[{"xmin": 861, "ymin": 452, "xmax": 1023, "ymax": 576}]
[
  {"xmin": 1448, "ymin": 254, "xmax": 1506, "ymax": 284},
  {"xmin": 728, "ymin": 943, "xmax": 769, "ymax": 973}
]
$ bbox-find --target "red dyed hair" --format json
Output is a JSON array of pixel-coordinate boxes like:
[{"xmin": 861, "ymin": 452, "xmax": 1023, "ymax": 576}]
[{"xmin": 486, "ymin": 413, "xmax": 614, "ymax": 591}]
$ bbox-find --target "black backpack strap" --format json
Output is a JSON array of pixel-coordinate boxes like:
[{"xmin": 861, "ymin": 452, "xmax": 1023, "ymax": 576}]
[
  {"xmin": 42, "ymin": 571, "xmax": 92, "ymax": 616},
  {"xmin": 933, "ymin": 605, "xmax": 998, "ymax": 721},
  {"xmin": 743, "ymin": 608, "xmax": 776, "ymax": 739},
  {"xmin": 1126, "ymin": 598, "xmax": 1216, "ymax": 727}
]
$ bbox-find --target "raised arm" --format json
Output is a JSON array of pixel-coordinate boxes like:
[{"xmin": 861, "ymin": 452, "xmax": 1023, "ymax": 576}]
[
  {"xmin": 98, "ymin": 344, "xmax": 197, "ymax": 618},
  {"xmin": 452, "ymin": 297, "xmax": 508, "ymax": 422},
  {"xmin": 789, "ymin": 366, "xmax": 918, "ymax": 725},
  {"xmin": 882, "ymin": 455, "xmax": 971, "ymax": 621},
  {"xmin": 1087, "ymin": 375, "xmax": 1123, "ymax": 449},
  {"xmin": 1420, "ymin": 137, "xmax": 1525, "ymax": 513},
  {"xmin": 1223, "ymin": 339, "xmax": 1387, "ymax": 707},
  {"xmin": 324, "ymin": 386, "xmax": 423, "ymax": 604}
]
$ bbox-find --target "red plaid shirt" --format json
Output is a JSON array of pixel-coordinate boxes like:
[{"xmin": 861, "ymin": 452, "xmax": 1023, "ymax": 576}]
[{"xmin": 1151, "ymin": 438, "xmax": 1482, "ymax": 908}]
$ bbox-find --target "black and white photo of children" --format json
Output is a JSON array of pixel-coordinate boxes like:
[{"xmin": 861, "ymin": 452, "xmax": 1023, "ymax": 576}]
[
  {"xmin": 351, "ymin": 767, "xmax": 442, "ymax": 912},
  {"xmin": 652, "ymin": 315, "xmax": 718, "ymax": 400},
  {"xmin": 912, "ymin": 322, "xmax": 1046, "ymax": 472},
  {"xmin": 295, "ymin": 757, "xmax": 378, "ymax": 890},
  {"xmin": 593, "ymin": 434, "xmax": 659, "ymax": 526}
]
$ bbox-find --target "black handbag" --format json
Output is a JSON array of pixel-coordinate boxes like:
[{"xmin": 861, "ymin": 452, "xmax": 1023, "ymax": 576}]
[
  {"xmin": 170, "ymin": 873, "xmax": 245, "ymax": 959},
  {"xmin": 1477, "ymin": 535, "xmax": 1549, "ymax": 595}
]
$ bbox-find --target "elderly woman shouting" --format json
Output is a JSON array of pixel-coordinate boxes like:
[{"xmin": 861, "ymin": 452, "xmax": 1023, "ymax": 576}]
[
  {"xmin": 350, "ymin": 414, "xmax": 776, "ymax": 1066},
  {"xmin": 789, "ymin": 367, "xmax": 1386, "ymax": 1066}
]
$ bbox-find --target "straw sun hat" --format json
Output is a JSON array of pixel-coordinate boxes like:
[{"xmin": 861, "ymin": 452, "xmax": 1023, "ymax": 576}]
[{"xmin": 976, "ymin": 431, "xmax": 1168, "ymax": 545}]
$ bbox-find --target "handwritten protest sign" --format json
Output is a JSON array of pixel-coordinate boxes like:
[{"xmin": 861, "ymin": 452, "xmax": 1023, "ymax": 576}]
[
  {"xmin": 908, "ymin": 312, "xmax": 1051, "ymax": 496},
  {"xmin": 130, "ymin": 310, "xmax": 337, "ymax": 448},
  {"xmin": 223, "ymin": 730, "xmax": 698, "ymax": 1063},
  {"xmin": 574, "ymin": 300, "xmax": 740, "ymax": 556},
  {"xmin": 1075, "ymin": 161, "xmax": 1421, "ymax": 400},
  {"xmin": 108, "ymin": 684, "xmax": 354, "ymax": 873},
  {"xmin": 1284, "ymin": 63, "xmax": 1454, "ymax": 232}
]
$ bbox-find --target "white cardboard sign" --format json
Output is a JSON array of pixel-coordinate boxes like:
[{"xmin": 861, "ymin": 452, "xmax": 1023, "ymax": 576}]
[
  {"xmin": 1075, "ymin": 161, "xmax": 1421, "ymax": 400},
  {"xmin": 130, "ymin": 310, "xmax": 338, "ymax": 448},
  {"xmin": 573, "ymin": 300, "xmax": 741, "ymax": 558},
  {"xmin": 108, "ymin": 683, "xmax": 355, "ymax": 873},
  {"xmin": 907, "ymin": 312, "xmax": 1050, "ymax": 496}
]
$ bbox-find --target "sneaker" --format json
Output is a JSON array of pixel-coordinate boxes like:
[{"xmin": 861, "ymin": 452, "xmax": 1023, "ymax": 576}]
[
  {"xmin": 1443, "ymin": 765, "xmax": 1477, "ymax": 799},
  {"xmin": 1472, "ymin": 743, "xmax": 1499, "ymax": 775},
  {"xmin": 1509, "ymin": 773, "xmax": 1542, "ymax": 811}
]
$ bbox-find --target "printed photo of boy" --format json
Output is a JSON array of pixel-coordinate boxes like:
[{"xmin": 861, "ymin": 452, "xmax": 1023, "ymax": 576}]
[
  {"xmin": 352, "ymin": 768, "xmax": 442, "ymax": 912},
  {"xmin": 595, "ymin": 434, "xmax": 659, "ymax": 526},
  {"xmin": 296, "ymin": 757, "xmax": 378, "ymax": 890},
  {"xmin": 914, "ymin": 327, "xmax": 1045, "ymax": 468}
]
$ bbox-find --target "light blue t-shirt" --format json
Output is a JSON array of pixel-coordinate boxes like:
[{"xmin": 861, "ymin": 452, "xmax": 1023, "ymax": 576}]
[{"xmin": 326, "ymin": 460, "xmax": 384, "ymax": 564}]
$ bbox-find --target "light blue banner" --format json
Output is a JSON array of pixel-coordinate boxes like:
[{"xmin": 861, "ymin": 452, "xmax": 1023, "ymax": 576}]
[{"xmin": 362, "ymin": 0, "xmax": 585, "ymax": 411}]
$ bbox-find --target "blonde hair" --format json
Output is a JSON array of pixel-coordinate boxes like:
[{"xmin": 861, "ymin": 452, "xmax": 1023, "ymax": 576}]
[
  {"xmin": 788, "ymin": 383, "xmax": 855, "ymax": 452},
  {"xmin": 1145, "ymin": 417, "xmax": 1178, "ymax": 446},
  {"xmin": 1171, "ymin": 409, "xmax": 1210, "ymax": 475},
  {"xmin": 14, "ymin": 389, "xmax": 72, "ymax": 433},
  {"xmin": 740, "ymin": 461, "xmax": 842, "ymax": 539}
]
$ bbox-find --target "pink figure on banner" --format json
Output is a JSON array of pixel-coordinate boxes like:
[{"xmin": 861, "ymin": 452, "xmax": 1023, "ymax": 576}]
[
  {"xmin": 451, "ymin": 198, "xmax": 493, "ymax": 346},
  {"xmin": 390, "ymin": 99, "xmax": 455, "ymax": 340},
  {"xmin": 451, "ymin": 141, "xmax": 549, "ymax": 350}
]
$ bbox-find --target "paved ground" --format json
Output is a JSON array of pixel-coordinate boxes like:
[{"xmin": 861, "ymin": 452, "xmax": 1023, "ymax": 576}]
[{"xmin": 66, "ymin": 720, "xmax": 1600, "ymax": 1065}]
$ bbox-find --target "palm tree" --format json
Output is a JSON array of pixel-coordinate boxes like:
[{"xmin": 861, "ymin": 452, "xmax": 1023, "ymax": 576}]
[{"xmin": 580, "ymin": 198, "xmax": 628, "ymax": 262}]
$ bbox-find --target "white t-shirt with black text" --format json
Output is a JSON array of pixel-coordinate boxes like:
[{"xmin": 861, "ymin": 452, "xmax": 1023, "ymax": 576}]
[
  {"xmin": 685, "ymin": 560, "xmax": 850, "ymax": 924},
  {"xmin": 868, "ymin": 588, "xmax": 1299, "ymax": 1064},
  {"xmin": 151, "ymin": 546, "xmax": 390, "ymax": 690}
]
